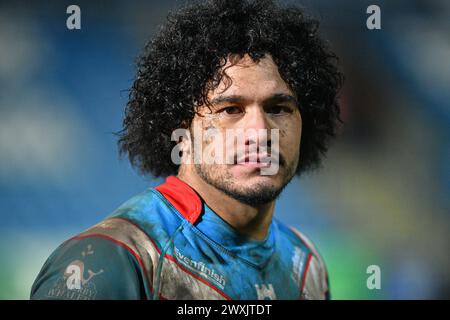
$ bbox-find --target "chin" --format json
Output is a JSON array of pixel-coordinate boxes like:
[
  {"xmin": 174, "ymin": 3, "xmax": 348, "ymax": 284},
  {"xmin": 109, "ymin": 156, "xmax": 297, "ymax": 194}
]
[
  {"xmin": 195, "ymin": 164, "xmax": 294, "ymax": 206},
  {"xmin": 234, "ymin": 172, "xmax": 284, "ymax": 189},
  {"xmin": 226, "ymin": 179, "xmax": 286, "ymax": 206}
]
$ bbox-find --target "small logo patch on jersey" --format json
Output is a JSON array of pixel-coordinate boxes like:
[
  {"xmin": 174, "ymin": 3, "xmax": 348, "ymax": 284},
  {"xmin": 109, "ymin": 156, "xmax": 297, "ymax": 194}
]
[
  {"xmin": 47, "ymin": 244, "xmax": 104, "ymax": 300},
  {"xmin": 65, "ymin": 260, "xmax": 104, "ymax": 289}
]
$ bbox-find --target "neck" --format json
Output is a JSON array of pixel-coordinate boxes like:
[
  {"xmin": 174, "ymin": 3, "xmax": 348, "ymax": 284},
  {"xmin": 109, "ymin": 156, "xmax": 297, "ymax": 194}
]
[{"xmin": 177, "ymin": 166, "xmax": 275, "ymax": 241}]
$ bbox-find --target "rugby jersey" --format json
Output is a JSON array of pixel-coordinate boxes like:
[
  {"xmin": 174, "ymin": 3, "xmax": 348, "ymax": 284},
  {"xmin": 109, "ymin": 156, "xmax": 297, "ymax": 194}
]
[{"xmin": 30, "ymin": 176, "xmax": 329, "ymax": 300}]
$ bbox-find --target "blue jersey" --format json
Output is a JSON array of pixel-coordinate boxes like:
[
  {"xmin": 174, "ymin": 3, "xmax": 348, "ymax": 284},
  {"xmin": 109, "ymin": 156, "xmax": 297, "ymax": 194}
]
[{"xmin": 30, "ymin": 176, "xmax": 329, "ymax": 300}]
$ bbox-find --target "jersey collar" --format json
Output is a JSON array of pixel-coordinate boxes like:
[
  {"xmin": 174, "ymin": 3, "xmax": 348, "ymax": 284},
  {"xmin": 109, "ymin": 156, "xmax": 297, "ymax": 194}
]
[{"xmin": 155, "ymin": 176, "xmax": 203, "ymax": 224}]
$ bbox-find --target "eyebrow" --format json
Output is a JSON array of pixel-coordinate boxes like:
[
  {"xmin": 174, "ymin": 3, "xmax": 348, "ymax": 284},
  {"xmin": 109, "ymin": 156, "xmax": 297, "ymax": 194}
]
[{"xmin": 209, "ymin": 93, "xmax": 298, "ymax": 107}]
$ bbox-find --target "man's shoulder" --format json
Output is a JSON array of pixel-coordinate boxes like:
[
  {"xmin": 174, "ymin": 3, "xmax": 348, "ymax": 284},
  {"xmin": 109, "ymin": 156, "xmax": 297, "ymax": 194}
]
[
  {"xmin": 277, "ymin": 220, "xmax": 328, "ymax": 270},
  {"xmin": 30, "ymin": 187, "xmax": 177, "ymax": 300},
  {"xmin": 30, "ymin": 220, "xmax": 155, "ymax": 300},
  {"xmin": 275, "ymin": 220, "xmax": 330, "ymax": 300},
  {"xmin": 108, "ymin": 186, "xmax": 178, "ymax": 219},
  {"xmin": 106, "ymin": 186, "xmax": 184, "ymax": 245},
  {"xmin": 275, "ymin": 220, "xmax": 317, "ymax": 253},
  {"xmin": 57, "ymin": 185, "xmax": 180, "ymax": 281}
]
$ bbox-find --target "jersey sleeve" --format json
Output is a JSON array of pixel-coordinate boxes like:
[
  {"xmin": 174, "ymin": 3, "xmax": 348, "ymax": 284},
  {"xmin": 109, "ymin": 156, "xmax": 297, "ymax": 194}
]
[
  {"xmin": 290, "ymin": 227, "xmax": 330, "ymax": 300},
  {"xmin": 302, "ymin": 251, "xmax": 330, "ymax": 300},
  {"xmin": 30, "ymin": 216, "xmax": 160, "ymax": 300},
  {"xmin": 30, "ymin": 235, "xmax": 150, "ymax": 300}
]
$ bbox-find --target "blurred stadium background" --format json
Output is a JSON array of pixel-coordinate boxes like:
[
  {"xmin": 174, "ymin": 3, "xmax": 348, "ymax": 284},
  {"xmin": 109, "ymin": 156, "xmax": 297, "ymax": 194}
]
[{"xmin": 0, "ymin": 0, "xmax": 449, "ymax": 299}]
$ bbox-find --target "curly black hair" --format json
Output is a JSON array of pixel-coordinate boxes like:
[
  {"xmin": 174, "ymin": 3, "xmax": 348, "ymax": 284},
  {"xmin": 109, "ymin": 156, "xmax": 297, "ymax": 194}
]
[{"xmin": 118, "ymin": 0, "xmax": 343, "ymax": 178}]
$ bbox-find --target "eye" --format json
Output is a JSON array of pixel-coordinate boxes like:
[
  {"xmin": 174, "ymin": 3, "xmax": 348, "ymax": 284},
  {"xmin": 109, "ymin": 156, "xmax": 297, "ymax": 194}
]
[
  {"xmin": 219, "ymin": 106, "xmax": 244, "ymax": 115},
  {"xmin": 267, "ymin": 105, "xmax": 293, "ymax": 115}
]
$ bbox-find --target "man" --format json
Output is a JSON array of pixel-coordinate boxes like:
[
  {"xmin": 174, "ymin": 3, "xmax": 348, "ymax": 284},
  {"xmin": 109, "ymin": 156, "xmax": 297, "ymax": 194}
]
[{"xmin": 31, "ymin": 0, "xmax": 342, "ymax": 300}]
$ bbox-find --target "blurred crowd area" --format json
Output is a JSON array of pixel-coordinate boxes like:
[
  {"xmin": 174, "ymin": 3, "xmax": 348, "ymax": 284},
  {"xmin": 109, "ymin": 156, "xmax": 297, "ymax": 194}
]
[{"xmin": 0, "ymin": 0, "xmax": 448, "ymax": 299}]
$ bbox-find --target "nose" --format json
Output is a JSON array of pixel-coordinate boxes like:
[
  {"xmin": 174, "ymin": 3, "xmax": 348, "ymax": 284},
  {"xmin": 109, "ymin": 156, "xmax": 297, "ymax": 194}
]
[
  {"xmin": 244, "ymin": 105, "xmax": 271, "ymax": 131},
  {"xmin": 242, "ymin": 105, "xmax": 272, "ymax": 147}
]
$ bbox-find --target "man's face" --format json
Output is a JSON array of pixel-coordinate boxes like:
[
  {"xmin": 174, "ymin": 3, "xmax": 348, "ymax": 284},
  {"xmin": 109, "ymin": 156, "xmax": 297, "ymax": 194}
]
[{"xmin": 188, "ymin": 54, "xmax": 302, "ymax": 206}]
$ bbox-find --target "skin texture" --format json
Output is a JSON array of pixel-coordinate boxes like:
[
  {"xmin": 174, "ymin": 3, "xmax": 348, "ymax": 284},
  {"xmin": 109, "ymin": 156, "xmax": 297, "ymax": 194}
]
[{"xmin": 178, "ymin": 54, "xmax": 302, "ymax": 240}]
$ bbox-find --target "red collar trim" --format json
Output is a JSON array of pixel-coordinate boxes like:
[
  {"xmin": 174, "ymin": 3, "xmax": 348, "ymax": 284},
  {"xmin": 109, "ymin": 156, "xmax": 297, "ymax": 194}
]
[{"xmin": 155, "ymin": 176, "xmax": 203, "ymax": 224}]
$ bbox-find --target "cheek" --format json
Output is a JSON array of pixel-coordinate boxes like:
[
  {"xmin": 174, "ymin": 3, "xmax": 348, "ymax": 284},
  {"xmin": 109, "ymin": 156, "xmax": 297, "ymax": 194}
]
[
  {"xmin": 279, "ymin": 117, "xmax": 301, "ymax": 142},
  {"xmin": 278, "ymin": 118, "xmax": 302, "ymax": 159},
  {"xmin": 295, "ymin": 118, "xmax": 302, "ymax": 145},
  {"xmin": 191, "ymin": 117, "xmax": 229, "ymax": 161},
  {"xmin": 292, "ymin": 114, "xmax": 302, "ymax": 144}
]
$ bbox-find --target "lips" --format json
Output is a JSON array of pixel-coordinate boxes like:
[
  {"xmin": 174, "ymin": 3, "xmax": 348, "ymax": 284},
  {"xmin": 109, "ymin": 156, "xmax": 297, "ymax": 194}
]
[{"xmin": 236, "ymin": 153, "xmax": 278, "ymax": 166}]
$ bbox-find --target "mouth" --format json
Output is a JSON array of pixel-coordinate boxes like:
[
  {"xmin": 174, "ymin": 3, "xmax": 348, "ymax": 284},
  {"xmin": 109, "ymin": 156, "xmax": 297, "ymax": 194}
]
[{"xmin": 236, "ymin": 153, "xmax": 279, "ymax": 168}]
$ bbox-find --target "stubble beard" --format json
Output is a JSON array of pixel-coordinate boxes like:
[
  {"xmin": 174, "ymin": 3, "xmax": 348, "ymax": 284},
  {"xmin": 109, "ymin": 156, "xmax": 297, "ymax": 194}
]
[{"xmin": 194, "ymin": 160, "xmax": 297, "ymax": 207}]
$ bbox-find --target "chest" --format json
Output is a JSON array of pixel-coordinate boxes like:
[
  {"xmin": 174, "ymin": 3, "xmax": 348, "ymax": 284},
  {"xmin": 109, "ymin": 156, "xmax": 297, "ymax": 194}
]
[{"xmin": 154, "ymin": 236, "xmax": 310, "ymax": 300}]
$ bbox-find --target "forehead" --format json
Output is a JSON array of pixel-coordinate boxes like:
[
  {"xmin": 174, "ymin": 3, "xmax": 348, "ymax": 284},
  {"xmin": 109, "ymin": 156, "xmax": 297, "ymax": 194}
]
[{"xmin": 208, "ymin": 54, "xmax": 294, "ymax": 100}]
